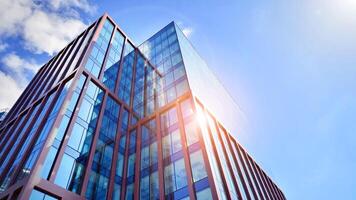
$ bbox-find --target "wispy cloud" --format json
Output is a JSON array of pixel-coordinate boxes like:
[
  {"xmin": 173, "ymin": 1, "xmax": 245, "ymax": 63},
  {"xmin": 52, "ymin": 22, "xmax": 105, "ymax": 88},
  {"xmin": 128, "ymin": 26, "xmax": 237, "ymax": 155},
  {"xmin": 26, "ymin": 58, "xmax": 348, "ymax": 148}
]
[
  {"xmin": 49, "ymin": 0, "xmax": 97, "ymax": 15},
  {"xmin": 182, "ymin": 27, "xmax": 194, "ymax": 38},
  {"xmin": 0, "ymin": 71, "xmax": 24, "ymax": 109},
  {"xmin": 2, "ymin": 52, "xmax": 41, "ymax": 86},
  {"xmin": 0, "ymin": 0, "xmax": 95, "ymax": 55},
  {"xmin": 22, "ymin": 10, "xmax": 87, "ymax": 55},
  {"xmin": 177, "ymin": 21, "xmax": 194, "ymax": 38},
  {"xmin": 0, "ymin": 52, "xmax": 41, "ymax": 109},
  {"xmin": 0, "ymin": 42, "xmax": 8, "ymax": 52},
  {"xmin": 0, "ymin": 0, "xmax": 96, "ymax": 108}
]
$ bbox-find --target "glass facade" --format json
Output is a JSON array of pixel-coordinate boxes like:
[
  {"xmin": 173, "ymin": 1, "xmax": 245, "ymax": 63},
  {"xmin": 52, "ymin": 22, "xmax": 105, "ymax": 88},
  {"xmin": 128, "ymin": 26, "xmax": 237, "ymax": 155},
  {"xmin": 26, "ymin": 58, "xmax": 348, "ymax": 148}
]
[{"xmin": 0, "ymin": 14, "xmax": 285, "ymax": 200}]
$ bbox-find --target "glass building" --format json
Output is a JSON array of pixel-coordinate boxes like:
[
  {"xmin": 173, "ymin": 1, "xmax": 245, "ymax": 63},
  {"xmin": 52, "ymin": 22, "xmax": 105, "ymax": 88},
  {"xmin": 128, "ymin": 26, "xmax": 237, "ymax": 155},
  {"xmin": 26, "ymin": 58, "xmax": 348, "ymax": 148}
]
[
  {"xmin": 0, "ymin": 109, "xmax": 8, "ymax": 124},
  {"xmin": 0, "ymin": 14, "xmax": 285, "ymax": 200}
]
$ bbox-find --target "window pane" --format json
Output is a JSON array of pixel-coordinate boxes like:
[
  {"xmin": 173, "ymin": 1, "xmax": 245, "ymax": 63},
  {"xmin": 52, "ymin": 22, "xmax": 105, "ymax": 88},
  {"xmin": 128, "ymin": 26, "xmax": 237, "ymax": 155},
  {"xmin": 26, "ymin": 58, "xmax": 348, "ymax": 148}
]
[
  {"xmin": 190, "ymin": 150, "xmax": 208, "ymax": 182},
  {"xmin": 196, "ymin": 188, "xmax": 213, "ymax": 200},
  {"xmin": 164, "ymin": 163, "xmax": 175, "ymax": 194},
  {"xmin": 180, "ymin": 99, "xmax": 194, "ymax": 118},
  {"xmin": 85, "ymin": 96, "xmax": 120, "ymax": 199},
  {"xmin": 184, "ymin": 120, "xmax": 199, "ymax": 146},
  {"xmin": 55, "ymin": 81, "xmax": 104, "ymax": 194},
  {"xmin": 171, "ymin": 129, "xmax": 182, "ymax": 154},
  {"xmin": 174, "ymin": 158, "xmax": 188, "ymax": 190}
]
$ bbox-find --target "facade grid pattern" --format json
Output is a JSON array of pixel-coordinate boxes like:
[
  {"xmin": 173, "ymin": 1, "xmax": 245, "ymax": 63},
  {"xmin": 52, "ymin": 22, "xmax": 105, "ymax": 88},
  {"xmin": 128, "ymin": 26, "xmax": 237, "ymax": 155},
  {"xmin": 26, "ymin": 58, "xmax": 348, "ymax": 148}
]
[{"xmin": 0, "ymin": 14, "xmax": 285, "ymax": 200}]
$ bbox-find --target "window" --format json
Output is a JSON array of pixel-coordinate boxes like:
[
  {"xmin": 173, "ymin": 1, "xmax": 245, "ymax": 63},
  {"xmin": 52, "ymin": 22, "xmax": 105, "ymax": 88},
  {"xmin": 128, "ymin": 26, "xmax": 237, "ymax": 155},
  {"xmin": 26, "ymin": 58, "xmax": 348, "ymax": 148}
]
[
  {"xmin": 118, "ymin": 42, "xmax": 135, "ymax": 105},
  {"xmin": 171, "ymin": 52, "xmax": 182, "ymax": 66},
  {"xmin": 166, "ymin": 86, "xmax": 176, "ymax": 103},
  {"xmin": 127, "ymin": 153, "xmax": 136, "ymax": 178},
  {"xmin": 164, "ymin": 158, "xmax": 188, "ymax": 194},
  {"xmin": 207, "ymin": 114, "xmax": 238, "ymax": 199},
  {"xmin": 85, "ymin": 96, "xmax": 120, "ymax": 199},
  {"xmin": 189, "ymin": 150, "xmax": 208, "ymax": 182},
  {"xmin": 184, "ymin": 120, "xmax": 199, "ymax": 146},
  {"xmin": 102, "ymin": 29, "xmax": 125, "ymax": 92},
  {"xmin": 85, "ymin": 19, "xmax": 114, "ymax": 78},
  {"xmin": 162, "ymin": 128, "xmax": 182, "ymax": 158},
  {"xmin": 54, "ymin": 81, "xmax": 104, "ymax": 194},
  {"xmin": 160, "ymin": 107, "xmax": 178, "ymax": 130},
  {"xmin": 176, "ymin": 79, "xmax": 189, "ymax": 97},
  {"xmin": 29, "ymin": 189, "xmax": 58, "ymax": 200},
  {"xmin": 112, "ymin": 135, "xmax": 126, "ymax": 199},
  {"xmin": 173, "ymin": 64, "xmax": 185, "ymax": 81},
  {"xmin": 125, "ymin": 183, "xmax": 134, "ymax": 200},
  {"xmin": 140, "ymin": 171, "xmax": 159, "ymax": 200},
  {"xmin": 164, "ymin": 71, "xmax": 174, "ymax": 86},
  {"xmin": 164, "ymin": 163, "xmax": 175, "ymax": 194},
  {"xmin": 196, "ymin": 188, "xmax": 213, "ymax": 200},
  {"xmin": 180, "ymin": 99, "xmax": 194, "ymax": 118}
]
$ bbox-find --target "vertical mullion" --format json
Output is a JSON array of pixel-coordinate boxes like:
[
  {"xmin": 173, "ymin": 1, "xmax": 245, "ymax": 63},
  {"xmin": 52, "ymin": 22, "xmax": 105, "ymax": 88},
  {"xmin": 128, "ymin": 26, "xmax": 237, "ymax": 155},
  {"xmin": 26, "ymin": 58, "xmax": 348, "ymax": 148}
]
[
  {"xmin": 17, "ymin": 74, "xmax": 83, "ymax": 200},
  {"xmin": 97, "ymin": 22, "xmax": 116, "ymax": 82},
  {"xmin": 114, "ymin": 38, "xmax": 128, "ymax": 96},
  {"xmin": 192, "ymin": 98, "xmax": 219, "ymax": 200},
  {"xmin": 80, "ymin": 91, "xmax": 108, "ymax": 196},
  {"xmin": 2, "ymin": 65, "xmax": 44, "ymax": 125},
  {"xmin": 44, "ymin": 40, "xmax": 77, "ymax": 93},
  {"xmin": 249, "ymin": 158, "xmax": 270, "ymax": 200},
  {"xmin": 107, "ymin": 105, "xmax": 124, "ymax": 200},
  {"xmin": 156, "ymin": 113, "xmax": 165, "ymax": 200},
  {"xmin": 119, "ymin": 46, "xmax": 138, "ymax": 200},
  {"xmin": 201, "ymin": 106, "xmax": 231, "ymax": 200},
  {"xmin": 234, "ymin": 141, "xmax": 259, "ymax": 199},
  {"xmin": 0, "ymin": 98, "xmax": 47, "ymax": 184},
  {"xmin": 114, "ymin": 36, "xmax": 127, "ymax": 95},
  {"xmin": 133, "ymin": 124, "xmax": 141, "ymax": 200},
  {"xmin": 255, "ymin": 164, "xmax": 273, "ymax": 200},
  {"xmin": 9, "ymin": 84, "xmax": 65, "ymax": 186},
  {"xmin": 57, "ymin": 29, "xmax": 88, "ymax": 82},
  {"xmin": 273, "ymin": 182, "xmax": 283, "ymax": 200},
  {"xmin": 32, "ymin": 47, "xmax": 68, "ymax": 102},
  {"xmin": 213, "ymin": 120, "xmax": 243, "ymax": 200},
  {"xmin": 0, "ymin": 111, "xmax": 28, "ymax": 163},
  {"xmin": 0, "ymin": 110, "xmax": 32, "ymax": 179},
  {"xmin": 261, "ymin": 170, "xmax": 278, "ymax": 200},
  {"xmin": 240, "ymin": 146, "xmax": 264, "ymax": 199},
  {"xmin": 177, "ymin": 102, "xmax": 196, "ymax": 200},
  {"xmin": 46, "ymin": 18, "xmax": 103, "ymax": 180},
  {"xmin": 246, "ymin": 153, "xmax": 267, "ymax": 200},
  {"xmin": 225, "ymin": 134, "xmax": 252, "ymax": 200},
  {"xmin": 48, "ymin": 73, "xmax": 89, "ymax": 182},
  {"xmin": 5, "ymin": 64, "xmax": 46, "ymax": 125},
  {"xmin": 22, "ymin": 62, "xmax": 52, "ymax": 108},
  {"xmin": 119, "ymin": 122, "xmax": 131, "ymax": 200}
]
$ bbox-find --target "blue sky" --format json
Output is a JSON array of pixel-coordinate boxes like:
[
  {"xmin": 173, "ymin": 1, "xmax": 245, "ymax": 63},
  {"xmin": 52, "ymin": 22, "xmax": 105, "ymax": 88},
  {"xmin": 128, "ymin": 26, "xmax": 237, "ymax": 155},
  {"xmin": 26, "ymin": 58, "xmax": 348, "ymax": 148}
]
[{"xmin": 1, "ymin": 0, "xmax": 356, "ymax": 199}]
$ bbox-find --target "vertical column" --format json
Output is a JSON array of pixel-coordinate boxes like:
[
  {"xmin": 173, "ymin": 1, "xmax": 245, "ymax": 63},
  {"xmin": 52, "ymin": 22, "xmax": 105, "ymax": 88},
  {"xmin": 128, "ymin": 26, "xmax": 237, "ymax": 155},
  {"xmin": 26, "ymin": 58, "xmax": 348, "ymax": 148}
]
[
  {"xmin": 177, "ymin": 102, "xmax": 196, "ymax": 200},
  {"xmin": 133, "ymin": 125, "xmax": 142, "ymax": 200},
  {"xmin": 156, "ymin": 114, "xmax": 165, "ymax": 200},
  {"xmin": 80, "ymin": 91, "xmax": 108, "ymax": 196}
]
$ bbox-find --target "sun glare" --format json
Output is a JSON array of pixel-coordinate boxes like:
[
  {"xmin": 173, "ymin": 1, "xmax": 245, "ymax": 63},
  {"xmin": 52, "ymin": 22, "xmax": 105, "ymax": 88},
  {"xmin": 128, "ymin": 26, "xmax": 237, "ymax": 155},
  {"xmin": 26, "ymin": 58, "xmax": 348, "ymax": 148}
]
[{"xmin": 196, "ymin": 109, "xmax": 207, "ymax": 126}]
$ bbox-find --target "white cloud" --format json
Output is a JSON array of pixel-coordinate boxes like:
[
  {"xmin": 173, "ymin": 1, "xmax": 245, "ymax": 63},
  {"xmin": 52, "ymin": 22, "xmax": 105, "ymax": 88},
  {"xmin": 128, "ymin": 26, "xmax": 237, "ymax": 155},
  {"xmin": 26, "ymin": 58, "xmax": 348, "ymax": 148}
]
[
  {"xmin": 50, "ymin": 0, "xmax": 96, "ymax": 14},
  {"xmin": 0, "ymin": 42, "xmax": 8, "ymax": 52},
  {"xmin": 0, "ymin": 52, "xmax": 41, "ymax": 109},
  {"xmin": 0, "ymin": 0, "xmax": 32, "ymax": 37},
  {"xmin": 182, "ymin": 27, "xmax": 194, "ymax": 38},
  {"xmin": 2, "ymin": 52, "xmax": 40, "ymax": 73},
  {"xmin": 176, "ymin": 21, "xmax": 194, "ymax": 38},
  {"xmin": 23, "ymin": 10, "xmax": 87, "ymax": 55},
  {"xmin": 0, "ymin": 71, "xmax": 24, "ymax": 109},
  {"xmin": 0, "ymin": 0, "xmax": 94, "ymax": 55},
  {"xmin": 2, "ymin": 52, "xmax": 41, "ymax": 86},
  {"xmin": 0, "ymin": 0, "xmax": 95, "ymax": 109}
]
